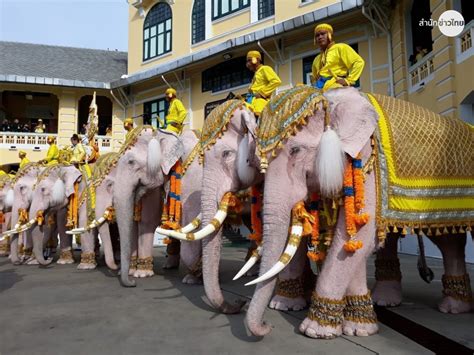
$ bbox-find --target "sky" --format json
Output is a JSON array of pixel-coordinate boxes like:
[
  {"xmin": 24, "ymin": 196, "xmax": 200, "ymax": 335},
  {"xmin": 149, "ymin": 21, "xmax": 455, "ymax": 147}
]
[{"xmin": 0, "ymin": 0, "xmax": 129, "ymax": 51}]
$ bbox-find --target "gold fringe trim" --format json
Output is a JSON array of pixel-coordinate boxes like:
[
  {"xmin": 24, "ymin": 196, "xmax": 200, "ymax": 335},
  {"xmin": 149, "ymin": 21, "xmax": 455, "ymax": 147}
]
[
  {"xmin": 275, "ymin": 278, "xmax": 304, "ymax": 299},
  {"xmin": 344, "ymin": 292, "xmax": 378, "ymax": 324},
  {"xmin": 442, "ymin": 274, "xmax": 473, "ymax": 302},
  {"xmin": 137, "ymin": 256, "xmax": 154, "ymax": 271}
]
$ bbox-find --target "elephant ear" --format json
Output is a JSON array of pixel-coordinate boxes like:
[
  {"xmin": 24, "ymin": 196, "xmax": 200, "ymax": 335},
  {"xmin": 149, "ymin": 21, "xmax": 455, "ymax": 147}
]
[
  {"xmin": 159, "ymin": 132, "xmax": 185, "ymax": 175},
  {"xmin": 328, "ymin": 89, "xmax": 378, "ymax": 158},
  {"xmin": 63, "ymin": 166, "xmax": 83, "ymax": 198}
]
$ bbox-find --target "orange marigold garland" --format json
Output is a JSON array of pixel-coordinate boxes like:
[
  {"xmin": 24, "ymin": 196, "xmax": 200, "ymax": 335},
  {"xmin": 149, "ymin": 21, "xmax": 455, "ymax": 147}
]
[
  {"xmin": 161, "ymin": 161, "xmax": 183, "ymax": 231},
  {"xmin": 306, "ymin": 193, "xmax": 326, "ymax": 262},
  {"xmin": 343, "ymin": 155, "xmax": 369, "ymax": 253},
  {"xmin": 248, "ymin": 184, "xmax": 263, "ymax": 245}
]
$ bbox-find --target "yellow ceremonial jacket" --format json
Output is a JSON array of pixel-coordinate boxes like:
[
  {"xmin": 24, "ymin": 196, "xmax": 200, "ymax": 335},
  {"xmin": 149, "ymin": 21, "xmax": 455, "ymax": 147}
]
[
  {"xmin": 312, "ymin": 43, "xmax": 365, "ymax": 90},
  {"xmin": 19, "ymin": 157, "xmax": 30, "ymax": 169},
  {"xmin": 71, "ymin": 143, "xmax": 86, "ymax": 164},
  {"xmin": 45, "ymin": 144, "xmax": 59, "ymax": 165},
  {"xmin": 249, "ymin": 65, "xmax": 282, "ymax": 99},
  {"xmin": 166, "ymin": 98, "xmax": 187, "ymax": 134}
]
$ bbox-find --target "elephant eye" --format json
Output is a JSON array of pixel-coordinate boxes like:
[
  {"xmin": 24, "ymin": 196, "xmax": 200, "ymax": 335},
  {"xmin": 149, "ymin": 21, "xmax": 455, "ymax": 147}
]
[
  {"xmin": 222, "ymin": 150, "xmax": 233, "ymax": 158},
  {"xmin": 290, "ymin": 146, "xmax": 301, "ymax": 155},
  {"xmin": 128, "ymin": 158, "xmax": 135, "ymax": 166}
]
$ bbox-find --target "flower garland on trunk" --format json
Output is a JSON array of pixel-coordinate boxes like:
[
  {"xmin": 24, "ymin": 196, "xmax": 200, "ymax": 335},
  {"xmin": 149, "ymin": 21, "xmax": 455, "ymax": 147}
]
[
  {"xmin": 343, "ymin": 155, "xmax": 369, "ymax": 252},
  {"xmin": 306, "ymin": 193, "xmax": 327, "ymax": 262}
]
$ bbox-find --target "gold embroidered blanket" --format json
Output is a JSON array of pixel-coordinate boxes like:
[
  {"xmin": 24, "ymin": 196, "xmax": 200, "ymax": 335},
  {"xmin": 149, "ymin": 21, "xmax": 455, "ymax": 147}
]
[{"xmin": 367, "ymin": 93, "xmax": 474, "ymax": 232}]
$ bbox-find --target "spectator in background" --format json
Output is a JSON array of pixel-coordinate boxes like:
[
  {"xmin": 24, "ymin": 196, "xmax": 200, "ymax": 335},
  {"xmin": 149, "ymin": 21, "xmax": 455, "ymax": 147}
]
[
  {"xmin": 11, "ymin": 119, "xmax": 21, "ymax": 132},
  {"xmin": 34, "ymin": 119, "xmax": 45, "ymax": 133},
  {"xmin": 80, "ymin": 123, "xmax": 87, "ymax": 135},
  {"xmin": 415, "ymin": 46, "xmax": 428, "ymax": 63},
  {"xmin": 105, "ymin": 125, "xmax": 112, "ymax": 136},
  {"xmin": 1, "ymin": 119, "xmax": 10, "ymax": 132},
  {"xmin": 22, "ymin": 123, "xmax": 30, "ymax": 132}
]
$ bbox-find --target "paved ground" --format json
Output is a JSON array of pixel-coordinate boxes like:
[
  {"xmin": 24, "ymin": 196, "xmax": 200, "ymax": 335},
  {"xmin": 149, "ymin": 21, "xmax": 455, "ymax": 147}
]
[{"xmin": 0, "ymin": 245, "xmax": 473, "ymax": 355}]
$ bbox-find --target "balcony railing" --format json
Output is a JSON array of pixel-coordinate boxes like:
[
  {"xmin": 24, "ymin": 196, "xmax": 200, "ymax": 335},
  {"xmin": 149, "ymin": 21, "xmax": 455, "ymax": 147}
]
[
  {"xmin": 0, "ymin": 132, "xmax": 55, "ymax": 148},
  {"xmin": 96, "ymin": 135, "xmax": 112, "ymax": 151},
  {"xmin": 457, "ymin": 20, "xmax": 473, "ymax": 64},
  {"xmin": 409, "ymin": 52, "xmax": 434, "ymax": 91}
]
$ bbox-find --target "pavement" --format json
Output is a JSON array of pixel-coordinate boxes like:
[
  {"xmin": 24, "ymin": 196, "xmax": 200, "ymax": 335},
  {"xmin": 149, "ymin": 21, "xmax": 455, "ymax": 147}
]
[{"xmin": 0, "ymin": 245, "xmax": 473, "ymax": 355}]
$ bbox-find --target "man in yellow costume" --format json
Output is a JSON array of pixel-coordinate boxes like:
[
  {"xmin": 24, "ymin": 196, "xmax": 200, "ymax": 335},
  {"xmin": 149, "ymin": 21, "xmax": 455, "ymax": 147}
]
[
  {"xmin": 40, "ymin": 136, "xmax": 59, "ymax": 166},
  {"xmin": 311, "ymin": 24, "xmax": 365, "ymax": 92},
  {"xmin": 18, "ymin": 151, "xmax": 30, "ymax": 169},
  {"xmin": 123, "ymin": 118, "xmax": 134, "ymax": 139},
  {"xmin": 246, "ymin": 50, "xmax": 282, "ymax": 116},
  {"xmin": 164, "ymin": 88, "xmax": 187, "ymax": 135},
  {"xmin": 70, "ymin": 134, "xmax": 91, "ymax": 177}
]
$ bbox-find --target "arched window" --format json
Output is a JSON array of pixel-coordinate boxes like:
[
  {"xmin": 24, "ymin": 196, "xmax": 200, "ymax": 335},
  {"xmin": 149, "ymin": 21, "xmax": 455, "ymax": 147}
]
[
  {"xmin": 212, "ymin": 0, "xmax": 249, "ymax": 20},
  {"xmin": 143, "ymin": 2, "xmax": 172, "ymax": 61},
  {"xmin": 192, "ymin": 0, "xmax": 205, "ymax": 44},
  {"xmin": 258, "ymin": 0, "xmax": 274, "ymax": 20}
]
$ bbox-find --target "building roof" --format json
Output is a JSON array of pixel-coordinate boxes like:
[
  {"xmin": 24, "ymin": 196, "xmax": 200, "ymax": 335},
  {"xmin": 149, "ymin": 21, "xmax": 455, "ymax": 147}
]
[
  {"xmin": 111, "ymin": 0, "xmax": 363, "ymax": 88},
  {"xmin": 0, "ymin": 41, "xmax": 127, "ymax": 89}
]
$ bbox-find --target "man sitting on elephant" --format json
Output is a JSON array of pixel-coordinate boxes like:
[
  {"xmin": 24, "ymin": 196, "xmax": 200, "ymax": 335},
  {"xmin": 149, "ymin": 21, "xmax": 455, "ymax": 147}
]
[
  {"xmin": 40, "ymin": 136, "xmax": 59, "ymax": 166},
  {"xmin": 311, "ymin": 23, "xmax": 365, "ymax": 92},
  {"xmin": 70, "ymin": 134, "xmax": 91, "ymax": 178},
  {"xmin": 245, "ymin": 50, "xmax": 282, "ymax": 117},
  {"xmin": 164, "ymin": 88, "xmax": 187, "ymax": 135}
]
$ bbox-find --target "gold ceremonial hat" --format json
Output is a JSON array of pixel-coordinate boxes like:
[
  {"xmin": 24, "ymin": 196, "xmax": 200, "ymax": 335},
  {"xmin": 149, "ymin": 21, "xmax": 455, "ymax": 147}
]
[
  {"xmin": 314, "ymin": 23, "xmax": 333, "ymax": 34},
  {"xmin": 165, "ymin": 88, "xmax": 177, "ymax": 97},
  {"xmin": 246, "ymin": 50, "xmax": 262, "ymax": 60}
]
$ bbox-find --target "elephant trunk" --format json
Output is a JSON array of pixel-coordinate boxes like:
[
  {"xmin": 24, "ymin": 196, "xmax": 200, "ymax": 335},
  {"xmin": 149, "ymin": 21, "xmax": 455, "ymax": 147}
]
[
  {"xmin": 99, "ymin": 224, "xmax": 118, "ymax": 270},
  {"xmin": 115, "ymin": 186, "xmax": 136, "ymax": 287},
  {"xmin": 8, "ymin": 209, "xmax": 20, "ymax": 264},
  {"xmin": 201, "ymin": 175, "xmax": 244, "ymax": 314},
  {"xmin": 246, "ymin": 200, "xmax": 293, "ymax": 336},
  {"xmin": 32, "ymin": 226, "xmax": 52, "ymax": 265}
]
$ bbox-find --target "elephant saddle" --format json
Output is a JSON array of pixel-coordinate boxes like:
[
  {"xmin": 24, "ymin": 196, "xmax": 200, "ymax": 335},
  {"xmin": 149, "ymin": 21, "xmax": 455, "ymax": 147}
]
[{"xmin": 367, "ymin": 93, "xmax": 474, "ymax": 233}]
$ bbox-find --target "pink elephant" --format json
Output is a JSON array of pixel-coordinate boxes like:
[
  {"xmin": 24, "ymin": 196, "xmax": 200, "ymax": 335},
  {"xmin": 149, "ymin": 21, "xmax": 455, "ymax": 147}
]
[
  {"xmin": 113, "ymin": 126, "xmax": 202, "ymax": 287},
  {"xmin": 244, "ymin": 87, "xmax": 473, "ymax": 339},
  {"xmin": 4, "ymin": 163, "xmax": 44, "ymax": 265},
  {"xmin": 0, "ymin": 173, "xmax": 14, "ymax": 256},
  {"xmin": 157, "ymin": 101, "xmax": 262, "ymax": 313},
  {"xmin": 28, "ymin": 164, "xmax": 84, "ymax": 266}
]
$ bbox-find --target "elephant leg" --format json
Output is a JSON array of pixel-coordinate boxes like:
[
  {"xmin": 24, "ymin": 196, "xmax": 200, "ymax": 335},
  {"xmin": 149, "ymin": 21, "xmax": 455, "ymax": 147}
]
[
  {"xmin": 180, "ymin": 241, "xmax": 203, "ymax": 285},
  {"xmin": 300, "ymin": 173, "xmax": 377, "ymax": 339},
  {"xmin": 163, "ymin": 238, "xmax": 180, "ymax": 269},
  {"xmin": 56, "ymin": 209, "xmax": 75, "ymax": 264},
  {"xmin": 77, "ymin": 208, "xmax": 97, "ymax": 270},
  {"xmin": 9, "ymin": 233, "xmax": 21, "ymax": 265},
  {"xmin": 269, "ymin": 243, "xmax": 307, "ymax": 311},
  {"xmin": 428, "ymin": 233, "xmax": 473, "ymax": 314},
  {"xmin": 371, "ymin": 233, "xmax": 402, "ymax": 307},
  {"xmin": 342, "ymin": 257, "xmax": 379, "ymax": 336},
  {"xmin": 99, "ymin": 224, "xmax": 118, "ymax": 270},
  {"xmin": 24, "ymin": 229, "xmax": 40, "ymax": 265},
  {"xmin": 134, "ymin": 189, "xmax": 160, "ymax": 278}
]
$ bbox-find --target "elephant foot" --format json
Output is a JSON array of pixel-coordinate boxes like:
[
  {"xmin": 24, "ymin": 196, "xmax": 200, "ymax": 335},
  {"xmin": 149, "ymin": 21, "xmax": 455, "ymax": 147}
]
[
  {"xmin": 25, "ymin": 257, "xmax": 39, "ymax": 265},
  {"xmin": 77, "ymin": 262, "xmax": 97, "ymax": 270},
  {"xmin": 269, "ymin": 295, "xmax": 307, "ymax": 311},
  {"xmin": 299, "ymin": 318, "xmax": 342, "ymax": 339},
  {"xmin": 438, "ymin": 296, "xmax": 473, "ymax": 314},
  {"xmin": 57, "ymin": 250, "xmax": 75, "ymax": 264},
  {"xmin": 343, "ymin": 293, "xmax": 379, "ymax": 336},
  {"xmin": 439, "ymin": 274, "xmax": 473, "ymax": 314},
  {"xmin": 181, "ymin": 273, "xmax": 202, "ymax": 285},
  {"xmin": 128, "ymin": 268, "xmax": 137, "ymax": 276},
  {"xmin": 162, "ymin": 254, "xmax": 179, "ymax": 269},
  {"xmin": 12, "ymin": 259, "xmax": 22, "ymax": 266},
  {"xmin": 342, "ymin": 320, "xmax": 379, "ymax": 336},
  {"xmin": 133, "ymin": 269, "xmax": 154, "ymax": 278},
  {"xmin": 371, "ymin": 280, "xmax": 402, "ymax": 307}
]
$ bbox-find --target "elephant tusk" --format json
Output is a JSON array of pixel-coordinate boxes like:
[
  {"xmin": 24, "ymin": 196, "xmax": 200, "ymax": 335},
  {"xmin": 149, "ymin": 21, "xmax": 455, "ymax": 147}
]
[
  {"xmin": 16, "ymin": 218, "xmax": 37, "ymax": 233},
  {"xmin": 155, "ymin": 210, "xmax": 227, "ymax": 241},
  {"xmin": 179, "ymin": 213, "xmax": 202, "ymax": 233},
  {"xmin": 245, "ymin": 224, "xmax": 303, "ymax": 286},
  {"xmin": 155, "ymin": 214, "xmax": 202, "ymax": 236},
  {"xmin": 2, "ymin": 223, "xmax": 21, "ymax": 237},
  {"xmin": 66, "ymin": 215, "xmax": 107, "ymax": 235},
  {"xmin": 233, "ymin": 245, "xmax": 262, "ymax": 280}
]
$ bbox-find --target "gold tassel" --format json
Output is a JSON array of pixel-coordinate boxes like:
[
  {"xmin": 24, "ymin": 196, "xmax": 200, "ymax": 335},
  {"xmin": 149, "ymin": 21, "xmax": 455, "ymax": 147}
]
[
  {"xmin": 459, "ymin": 226, "xmax": 465, "ymax": 233},
  {"xmin": 393, "ymin": 226, "xmax": 398, "ymax": 233},
  {"xmin": 442, "ymin": 226, "xmax": 449, "ymax": 235},
  {"xmin": 435, "ymin": 228, "xmax": 442, "ymax": 236},
  {"xmin": 427, "ymin": 228, "xmax": 433, "ymax": 236},
  {"xmin": 401, "ymin": 226, "xmax": 408, "ymax": 235},
  {"xmin": 418, "ymin": 229, "xmax": 424, "ymax": 236},
  {"xmin": 466, "ymin": 225, "xmax": 472, "ymax": 232},
  {"xmin": 451, "ymin": 226, "xmax": 458, "ymax": 234}
]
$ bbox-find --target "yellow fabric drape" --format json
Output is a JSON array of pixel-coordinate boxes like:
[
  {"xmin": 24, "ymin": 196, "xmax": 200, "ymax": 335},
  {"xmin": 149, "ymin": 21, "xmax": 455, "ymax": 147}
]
[
  {"xmin": 312, "ymin": 43, "xmax": 365, "ymax": 91},
  {"xmin": 166, "ymin": 98, "xmax": 187, "ymax": 134},
  {"xmin": 66, "ymin": 182, "xmax": 79, "ymax": 228}
]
